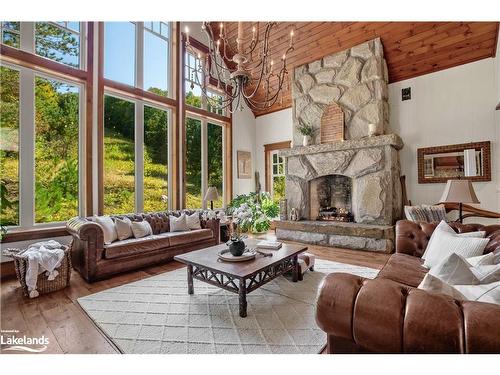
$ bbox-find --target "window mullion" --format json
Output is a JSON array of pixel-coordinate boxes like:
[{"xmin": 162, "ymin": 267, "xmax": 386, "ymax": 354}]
[
  {"xmin": 201, "ymin": 119, "xmax": 208, "ymax": 209},
  {"xmin": 20, "ymin": 22, "xmax": 34, "ymax": 53},
  {"xmin": 19, "ymin": 68, "xmax": 35, "ymax": 228},
  {"xmin": 135, "ymin": 102, "xmax": 145, "ymax": 213}
]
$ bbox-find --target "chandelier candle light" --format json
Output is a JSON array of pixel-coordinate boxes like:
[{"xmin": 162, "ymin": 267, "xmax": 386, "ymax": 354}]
[{"xmin": 185, "ymin": 22, "xmax": 295, "ymax": 112}]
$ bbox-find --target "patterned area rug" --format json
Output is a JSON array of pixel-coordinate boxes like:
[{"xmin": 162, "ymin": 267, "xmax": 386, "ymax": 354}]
[{"xmin": 78, "ymin": 259, "xmax": 378, "ymax": 354}]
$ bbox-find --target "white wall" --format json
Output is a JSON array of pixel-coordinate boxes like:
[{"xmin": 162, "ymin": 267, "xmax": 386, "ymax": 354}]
[
  {"xmin": 254, "ymin": 56, "xmax": 500, "ymax": 222},
  {"xmin": 389, "ymin": 57, "xmax": 500, "ymax": 220},
  {"xmin": 232, "ymin": 103, "xmax": 257, "ymax": 195},
  {"xmin": 255, "ymin": 108, "xmax": 293, "ymax": 190}
]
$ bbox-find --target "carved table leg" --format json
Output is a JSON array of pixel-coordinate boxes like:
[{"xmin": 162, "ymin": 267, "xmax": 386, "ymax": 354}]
[
  {"xmin": 187, "ymin": 264, "xmax": 194, "ymax": 295},
  {"xmin": 239, "ymin": 278, "xmax": 247, "ymax": 318},
  {"xmin": 292, "ymin": 255, "xmax": 299, "ymax": 282}
]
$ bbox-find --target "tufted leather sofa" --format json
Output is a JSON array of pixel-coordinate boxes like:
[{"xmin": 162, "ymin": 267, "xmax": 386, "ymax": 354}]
[
  {"xmin": 316, "ymin": 220, "xmax": 500, "ymax": 353},
  {"xmin": 67, "ymin": 210, "xmax": 219, "ymax": 282}
]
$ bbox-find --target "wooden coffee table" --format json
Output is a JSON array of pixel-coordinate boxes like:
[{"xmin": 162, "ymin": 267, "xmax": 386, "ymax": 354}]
[{"xmin": 174, "ymin": 239, "xmax": 308, "ymax": 317}]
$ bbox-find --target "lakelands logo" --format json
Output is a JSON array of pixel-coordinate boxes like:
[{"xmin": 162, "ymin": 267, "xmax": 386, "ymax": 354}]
[{"xmin": 1, "ymin": 330, "xmax": 48, "ymax": 353}]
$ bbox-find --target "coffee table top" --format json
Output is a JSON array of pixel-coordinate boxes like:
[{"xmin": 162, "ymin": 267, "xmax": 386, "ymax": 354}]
[{"xmin": 174, "ymin": 239, "xmax": 307, "ymax": 278}]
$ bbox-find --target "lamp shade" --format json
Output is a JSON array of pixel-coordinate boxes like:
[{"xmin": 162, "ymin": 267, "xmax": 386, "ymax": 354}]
[
  {"xmin": 439, "ymin": 179, "xmax": 480, "ymax": 204},
  {"xmin": 204, "ymin": 186, "xmax": 219, "ymax": 202}
]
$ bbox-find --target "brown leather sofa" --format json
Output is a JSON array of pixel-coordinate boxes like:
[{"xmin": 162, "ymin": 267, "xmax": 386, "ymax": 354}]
[
  {"xmin": 67, "ymin": 210, "xmax": 220, "ymax": 282},
  {"xmin": 316, "ymin": 220, "xmax": 500, "ymax": 353}
]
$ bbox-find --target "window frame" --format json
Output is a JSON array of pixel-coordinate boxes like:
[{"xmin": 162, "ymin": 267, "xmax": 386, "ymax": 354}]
[
  {"xmin": 264, "ymin": 141, "xmax": 291, "ymax": 200},
  {"xmin": 0, "ymin": 61, "xmax": 86, "ymax": 229}
]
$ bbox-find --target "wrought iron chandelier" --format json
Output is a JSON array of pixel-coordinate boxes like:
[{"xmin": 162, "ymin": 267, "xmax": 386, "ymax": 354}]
[{"xmin": 185, "ymin": 22, "xmax": 295, "ymax": 113}]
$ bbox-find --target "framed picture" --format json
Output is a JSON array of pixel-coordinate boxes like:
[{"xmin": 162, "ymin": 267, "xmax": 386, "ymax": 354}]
[{"xmin": 237, "ymin": 151, "xmax": 252, "ymax": 179}]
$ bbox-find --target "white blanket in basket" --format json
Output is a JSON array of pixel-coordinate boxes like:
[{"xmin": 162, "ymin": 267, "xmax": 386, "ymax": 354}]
[{"xmin": 24, "ymin": 240, "xmax": 65, "ymax": 298}]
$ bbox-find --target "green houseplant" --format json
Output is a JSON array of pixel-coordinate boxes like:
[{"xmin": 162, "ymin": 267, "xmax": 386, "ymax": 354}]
[
  {"xmin": 227, "ymin": 192, "xmax": 279, "ymax": 233},
  {"xmin": 297, "ymin": 122, "xmax": 315, "ymax": 146}
]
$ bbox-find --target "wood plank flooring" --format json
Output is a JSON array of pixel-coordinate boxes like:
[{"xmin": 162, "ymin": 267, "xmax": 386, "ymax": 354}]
[{"xmin": 0, "ymin": 235, "xmax": 389, "ymax": 354}]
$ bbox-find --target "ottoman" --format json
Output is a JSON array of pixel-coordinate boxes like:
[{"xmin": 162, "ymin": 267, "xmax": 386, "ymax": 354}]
[{"xmin": 298, "ymin": 252, "xmax": 315, "ymax": 275}]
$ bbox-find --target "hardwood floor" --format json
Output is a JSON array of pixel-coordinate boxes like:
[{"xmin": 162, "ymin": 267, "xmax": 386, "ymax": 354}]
[{"xmin": 0, "ymin": 236, "xmax": 389, "ymax": 354}]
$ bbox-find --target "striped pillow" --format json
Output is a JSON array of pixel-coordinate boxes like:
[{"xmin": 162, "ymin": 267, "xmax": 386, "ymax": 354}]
[
  {"xmin": 404, "ymin": 205, "xmax": 428, "ymax": 222},
  {"xmin": 422, "ymin": 204, "xmax": 447, "ymax": 222}
]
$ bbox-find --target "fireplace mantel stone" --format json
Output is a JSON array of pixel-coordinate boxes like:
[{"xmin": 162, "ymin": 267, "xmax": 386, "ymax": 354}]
[{"xmin": 279, "ymin": 134, "xmax": 403, "ymax": 158}]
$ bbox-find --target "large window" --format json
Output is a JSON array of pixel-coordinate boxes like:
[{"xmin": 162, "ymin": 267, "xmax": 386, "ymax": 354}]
[
  {"xmin": 144, "ymin": 22, "xmax": 170, "ymax": 97},
  {"xmin": 184, "ymin": 51, "xmax": 203, "ymax": 108},
  {"xmin": 104, "ymin": 22, "xmax": 136, "ymax": 86},
  {"xmin": 103, "ymin": 95, "xmax": 135, "ymax": 215},
  {"xmin": 270, "ymin": 151, "xmax": 286, "ymax": 203},
  {"xmin": 0, "ymin": 66, "xmax": 20, "ymax": 226},
  {"xmin": 1, "ymin": 22, "xmax": 20, "ymax": 48},
  {"xmin": 185, "ymin": 117, "xmax": 202, "ymax": 208},
  {"xmin": 207, "ymin": 122, "xmax": 223, "ymax": 208},
  {"xmin": 35, "ymin": 76, "xmax": 80, "ymax": 222},
  {"xmin": 35, "ymin": 22, "xmax": 81, "ymax": 68},
  {"xmin": 144, "ymin": 105, "xmax": 169, "ymax": 212}
]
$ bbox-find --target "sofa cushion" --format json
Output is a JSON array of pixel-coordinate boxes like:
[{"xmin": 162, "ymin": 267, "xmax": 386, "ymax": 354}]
[
  {"xmin": 104, "ymin": 232, "xmax": 172, "ymax": 259},
  {"xmin": 168, "ymin": 229, "xmax": 213, "ymax": 247},
  {"xmin": 377, "ymin": 253, "xmax": 428, "ymax": 287}
]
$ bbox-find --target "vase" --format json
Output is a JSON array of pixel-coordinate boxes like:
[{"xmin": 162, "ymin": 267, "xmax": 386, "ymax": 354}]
[
  {"xmin": 226, "ymin": 238, "xmax": 246, "ymax": 256},
  {"xmin": 302, "ymin": 135, "xmax": 312, "ymax": 146},
  {"xmin": 368, "ymin": 123, "xmax": 379, "ymax": 137}
]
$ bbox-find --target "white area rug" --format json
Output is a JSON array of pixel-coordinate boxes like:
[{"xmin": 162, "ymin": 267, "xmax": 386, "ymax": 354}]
[{"xmin": 78, "ymin": 259, "xmax": 378, "ymax": 354}]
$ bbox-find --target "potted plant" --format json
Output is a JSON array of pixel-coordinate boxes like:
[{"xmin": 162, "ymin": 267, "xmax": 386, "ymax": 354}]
[
  {"xmin": 227, "ymin": 192, "xmax": 279, "ymax": 234},
  {"xmin": 297, "ymin": 122, "xmax": 315, "ymax": 146}
]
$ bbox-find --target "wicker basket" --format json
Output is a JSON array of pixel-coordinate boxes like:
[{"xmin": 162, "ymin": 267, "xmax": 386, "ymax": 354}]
[{"xmin": 2, "ymin": 243, "xmax": 72, "ymax": 297}]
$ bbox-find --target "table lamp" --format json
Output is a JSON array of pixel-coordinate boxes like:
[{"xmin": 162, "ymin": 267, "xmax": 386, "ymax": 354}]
[
  {"xmin": 204, "ymin": 187, "xmax": 219, "ymax": 210},
  {"xmin": 439, "ymin": 179, "xmax": 480, "ymax": 223}
]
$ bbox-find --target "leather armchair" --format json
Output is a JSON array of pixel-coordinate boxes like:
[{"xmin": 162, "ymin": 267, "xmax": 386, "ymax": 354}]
[{"xmin": 316, "ymin": 220, "xmax": 500, "ymax": 353}]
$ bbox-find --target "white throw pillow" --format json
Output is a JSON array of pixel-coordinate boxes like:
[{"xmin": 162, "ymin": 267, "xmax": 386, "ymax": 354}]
[
  {"xmin": 115, "ymin": 217, "xmax": 133, "ymax": 241},
  {"xmin": 186, "ymin": 212, "xmax": 201, "ymax": 230},
  {"xmin": 454, "ymin": 281, "xmax": 500, "ymax": 305},
  {"xmin": 422, "ymin": 220, "xmax": 485, "ymax": 260},
  {"xmin": 423, "ymin": 231, "xmax": 489, "ymax": 269},
  {"xmin": 94, "ymin": 216, "xmax": 118, "ymax": 245},
  {"xmin": 131, "ymin": 220, "xmax": 153, "ymax": 238},
  {"xmin": 169, "ymin": 214, "xmax": 189, "ymax": 232},
  {"xmin": 429, "ymin": 253, "xmax": 479, "ymax": 285},
  {"xmin": 418, "ymin": 273, "xmax": 466, "ymax": 300},
  {"xmin": 470, "ymin": 264, "xmax": 500, "ymax": 284},
  {"xmin": 467, "ymin": 252, "xmax": 496, "ymax": 267}
]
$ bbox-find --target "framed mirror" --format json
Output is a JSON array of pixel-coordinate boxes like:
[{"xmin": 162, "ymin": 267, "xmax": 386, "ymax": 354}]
[{"xmin": 417, "ymin": 141, "xmax": 491, "ymax": 183}]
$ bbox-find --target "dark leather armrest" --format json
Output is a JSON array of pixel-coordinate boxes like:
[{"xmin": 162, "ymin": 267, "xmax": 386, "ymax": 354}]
[
  {"xmin": 316, "ymin": 273, "xmax": 500, "ymax": 353},
  {"xmin": 66, "ymin": 217, "xmax": 105, "ymax": 282},
  {"xmin": 201, "ymin": 218, "xmax": 220, "ymax": 244}
]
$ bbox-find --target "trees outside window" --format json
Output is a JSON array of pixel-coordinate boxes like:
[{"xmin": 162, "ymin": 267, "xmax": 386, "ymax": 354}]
[{"xmin": 271, "ymin": 151, "xmax": 286, "ymax": 203}]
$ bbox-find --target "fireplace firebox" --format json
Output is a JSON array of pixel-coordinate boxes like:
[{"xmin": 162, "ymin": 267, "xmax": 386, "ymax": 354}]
[{"xmin": 310, "ymin": 175, "xmax": 354, "ymax": 222}]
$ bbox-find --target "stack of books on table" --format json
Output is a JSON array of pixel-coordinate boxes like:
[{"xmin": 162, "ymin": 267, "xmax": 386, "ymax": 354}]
[{"xmin": 256, "ymin": 240, "xmax": 282, "ymax": 250}]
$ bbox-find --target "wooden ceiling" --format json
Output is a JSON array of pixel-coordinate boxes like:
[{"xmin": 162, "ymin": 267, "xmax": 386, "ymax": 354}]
[{"xmin": 221, "ymin": 22, "xmax": 499, "ymax": 116}]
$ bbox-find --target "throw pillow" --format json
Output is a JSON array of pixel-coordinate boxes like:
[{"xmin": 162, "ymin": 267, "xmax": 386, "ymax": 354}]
[
  {"xmin": 470, "ymin": 264, "xmax": 500, "ymax": 284},
  {"xmin": 94, "ymin": 216, "xmax": 118, "ymax": 245},
  {"xmin": 131, "ymin": 220, "xmax": 153, "ymax": 238},
  {"xmin": 467, "ymin": 252, "xmax": 496, "ymax": 267},
  {"xmin": 169, "ymin": 214, "xmax": 189, "ymax": 232},
  {"xmin": 418, "ymin": 273, "xmax": 466, "ymax": 300},
  {"xmin": 422, "ymin": 220, "xmax": 486, "ymax": 260},
  {"xmin": 429, "ymin": 253, "xmax": 479, "ymax": 285},
  {"xmin": 115, "ymin": 217, "xmax": 133, "ymax": 241},
  {"xmin": 404, "ymin": 205, "xmax": 428, "ymax": 222},
  {"xmin": 423, "ymin": 230, "xmax": 489, "ymax": 269},
  {"xmin": 454, "ymin": 281, "xmax": 500, "ymax": 305},
  {"xmin": 186, "ymin": 212, "xmax": 201, "ymax": 230},
  {"xmin": 421, "ymin": 204, "xmax": 447, "ymax": 222}
]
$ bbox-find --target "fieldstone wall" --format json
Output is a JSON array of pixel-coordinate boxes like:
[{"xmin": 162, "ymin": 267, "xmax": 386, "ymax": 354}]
[{"xmin": 292, "ymin": 37, "xmax": 389, "ymax": 146}]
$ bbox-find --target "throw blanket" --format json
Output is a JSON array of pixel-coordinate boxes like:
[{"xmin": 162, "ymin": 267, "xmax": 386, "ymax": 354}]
[{"xmin": 24, "ymin": 240, "xmax": 65, "ymax": 298}]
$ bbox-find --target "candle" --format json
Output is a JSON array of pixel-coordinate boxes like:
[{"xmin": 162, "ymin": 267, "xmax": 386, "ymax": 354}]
[
  {"xmin": 252, "ymin": 26, "xmax": 256, "ymax": 40},
  {"xmin": 290, "ymin": 29, "xmax": 294, "ymax": 47},
  {"xmin": 219, "ymin": 22, "xmax": 223, "ymax": 38},
  {"xmin": 185, "ymin": 26, "xmax": 189, "ymax": 44}
]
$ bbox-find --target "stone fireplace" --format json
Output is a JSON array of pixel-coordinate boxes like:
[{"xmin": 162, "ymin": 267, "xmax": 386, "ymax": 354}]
[{"xmin": 275, "ymin": 38, "xmax": 404, "ymax": 253}]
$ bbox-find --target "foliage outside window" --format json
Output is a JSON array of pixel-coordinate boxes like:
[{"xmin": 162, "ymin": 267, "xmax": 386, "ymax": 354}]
[
  {"xmin": 271, "ymin": 151, "xmax": 285, "ymax": 204},
  {"xmin": 1, "ymin": 22, "xmax": 20, "ymax": 48},
  {"xmin": 185, "ymin": 117, "xmax": 202, "ymax": 208},
  {"xmin": 207, "ymin": 123, "xmax": 223, "ymax": 208},
  {"xmin": 35, "ymin": 22, "xmax": 81, "ymax": 68},
  {"xmin": 103, "ymin": 95, "xmax": 135, "ymax": 215},
  {"xmin": 34, "ymin": 76, "xmax": 80, "ymax": 223},
  {"xmin": 144, "ymin": 105, "xmax": 169, "ymax": 212},
  {"xmin": 0, "ymin": 66, "xmax": 20, "ymax": 226}
]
